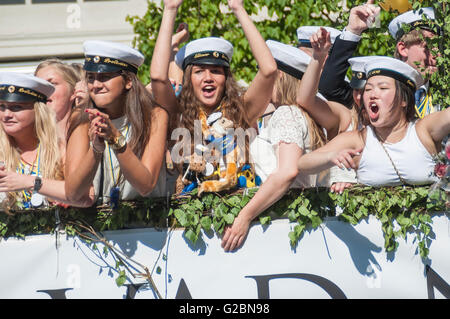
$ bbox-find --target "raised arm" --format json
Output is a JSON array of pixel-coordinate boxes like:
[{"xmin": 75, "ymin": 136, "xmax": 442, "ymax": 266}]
[
  {"xmin": 149, "ymin": 0, "xmax": 184, "ymax": 114},
  {"xmin": 318, "ymin": 0, "xmax": 379, "ymax": 107},
  {"xmin": 228, "ymin": 0, "xmax": 277, "ymax": 125},
  {"xmin": 417, "ymin": 108, "xmax": 450, "ymax": 152},
  {"xmin": 297, "ymin": 27, "xmax": 341, "ymax": 139}
]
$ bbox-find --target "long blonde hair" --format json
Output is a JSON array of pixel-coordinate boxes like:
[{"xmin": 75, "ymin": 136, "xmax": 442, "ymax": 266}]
[
  {"xmin": 274, "ymin": 71, "xmax": 326, "ymax": 149},
  {"xmin": 0, "ymin": 101, "xmax": 62, "ymax": 212},
  {"xmin": 35, "ymin": 58, "xmax": 79, "ymax": 98}
]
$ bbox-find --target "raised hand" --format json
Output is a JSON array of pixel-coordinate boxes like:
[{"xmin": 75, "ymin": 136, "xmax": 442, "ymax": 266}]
[
  {"xmin": 311, "ymin": 27, "xmax": 332, "ymax": 62},
  {"xmin": 85, "ymin": 108, "xmax": 123, "ymax": 153},
  {"xmin": 227, "ymin": 0, "xmax": 244, "ymax": 12},
  {"xmin": 163, "ymin": 0, "xmax": 183, "ymax": 10},
  {"xmin": 172, "ymin": 22, "xmax": 189, "ymax": 48},
  {"xmin": 347, "ymin": 0, "xmax": 380, "ymax": 35},
  {"xmin": 74, "ymin": 80, "xmax": 89, "ymax": 108}
]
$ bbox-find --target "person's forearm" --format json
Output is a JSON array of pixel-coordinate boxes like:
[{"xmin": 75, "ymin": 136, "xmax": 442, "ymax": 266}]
[
  {"xmin": 115, "ymin": 147, "xmax": 162, "ymax": 196},
  {"xmin": 238, "ymin": 171, "xmax": 296, "ymax": 223},
  {"xmin": 65, "ymin": 148, "xmax": 101, "ymax": 202},
  {"xmin": 232, "ymin": 6, "xmax": 276, "ymax": 78},
  {"xmin": 298, "ymin": 151, "xmax": 334, "ymax": 175},
  {"xmin": 36, "ymin": 178, "xmax": 94, "ymax": 208},
  {"xmin": 151, "ymin": 6, "xmax": 178, "ymax": 82},
  {"xmin": 298, "ymin": 58, "xmax": 325, "ymax": 108}
]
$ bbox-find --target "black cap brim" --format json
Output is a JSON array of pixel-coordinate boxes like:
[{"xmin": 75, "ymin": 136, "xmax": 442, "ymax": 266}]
[
  {"xmin": 83, "ymin": 62, "xmax": 124, "ymax": 74},
  {"xmin": 349, "ymin": 78, "xmax": 366, "ymax": 90},
  {"xmin": 191, "ymin": 58, "xmax": 229, "ymax": 68},
  {"xmin": 0, "ymin": 92, "xmax": 38, "ymax": 103}
]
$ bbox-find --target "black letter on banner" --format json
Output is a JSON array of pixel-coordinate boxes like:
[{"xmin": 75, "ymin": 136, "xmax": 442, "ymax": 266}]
[
  {"xmin": 246, "ymin": 273, "xmax": 347, "ymax": 299},
  {"xmin": 37, "ymin": 288, "xmax": 73, "ymax": 299},
  {"xmin": 124, "ymin": 283, "xmax": 147, "ymax": 299},
  {"xmin": 175, "ymin": 278, "xmax": 192, "ymax": 299},
  {"xmin": 426, "ymin": 265, "xmax": 450, "ymax": 299}
]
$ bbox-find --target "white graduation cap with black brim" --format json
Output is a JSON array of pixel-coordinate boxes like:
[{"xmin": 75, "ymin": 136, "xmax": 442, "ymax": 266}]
[
  {"xmin": 388, "ymin": 7, "xmax": 439, "ymax": 41},
  {"xmin": 83, "ymin": 40, "xmax": 145, "ymax": 74},
  {"xmin": 348, "ymin": 56, "xmax": 384, "ymax": 90},
  {"xmin": 0, "ymin": 72, "xmax": 54, "ymax": 103},
  {"xmin": 267, "ymin": 40, "xmax": 311, "ymax": 80},
  {"xmin": 296, "ymin": 26, "xmax": 342, "ymax": 48},
  {"xmin": 364, "ymin": 56, "xmax": 424, "ymax": 92},
  {"xmin": 175, "ymin": 37, "xmax": 233, "ymax": 71}
]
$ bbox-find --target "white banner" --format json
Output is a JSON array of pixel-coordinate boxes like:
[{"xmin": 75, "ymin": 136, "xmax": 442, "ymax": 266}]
[{"xmin": 0, "ymin": 214, "xmax": 449, "ymax": 299}]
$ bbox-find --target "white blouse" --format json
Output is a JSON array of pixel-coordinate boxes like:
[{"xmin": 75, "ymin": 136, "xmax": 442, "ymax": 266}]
[{"xmin": 252, "ymin": 105, "xmax": 327, "ymax": 188}]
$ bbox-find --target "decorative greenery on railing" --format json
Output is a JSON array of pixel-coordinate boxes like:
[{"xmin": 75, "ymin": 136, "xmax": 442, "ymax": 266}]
[{"xmin": 1, "ymin": 186, "xmax": 448, "ymax": 260}]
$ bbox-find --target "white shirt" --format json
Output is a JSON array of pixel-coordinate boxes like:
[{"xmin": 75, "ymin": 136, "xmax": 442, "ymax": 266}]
[{"xmin": 357, "ymin": 122, "xmax": 438, "ymax": 186}]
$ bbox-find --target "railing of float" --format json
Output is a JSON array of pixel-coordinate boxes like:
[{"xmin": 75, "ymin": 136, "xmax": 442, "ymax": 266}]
[{"xmin": 0, "ymin": 186, "xmax": 449, "ymax": 299}]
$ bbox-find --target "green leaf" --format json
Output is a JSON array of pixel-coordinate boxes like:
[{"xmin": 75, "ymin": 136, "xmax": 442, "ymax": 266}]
[
  {"xmin": 184, "ymin": 229, "xmax": 198, "ymax": 243},
  {"xmin": 115, "ymin": 270, "xmax": 127, "ymax": 287},
  {"xmin": 223, "ymin": 213, "xmax": 235, "ymax": 225},
  {"xmin": 200, "ymin": 216, "xmax": 212, "ymax": 231},
  {"xmin": 259, "ymin": 216, "xmax": 271, "ymax": 225}
]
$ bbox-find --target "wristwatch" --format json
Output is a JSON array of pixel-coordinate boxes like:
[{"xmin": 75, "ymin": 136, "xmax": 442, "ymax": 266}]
[
  {"xmin": 33, "ymin": 176, "xmax": 42, "ymax": 192},
  {"xmin": 109, "ymin": 134, "xmax": 127, "ymax": 151}
]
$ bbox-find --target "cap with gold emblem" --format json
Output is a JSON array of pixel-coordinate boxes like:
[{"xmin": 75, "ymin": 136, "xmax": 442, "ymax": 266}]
[
  {"xmin": 0, "ymin": 72, "xmax": 54, "ymax": 103},
  {"xmin": 388, "ymin": 7, "xmax": 439, "ymax": 41},
  {"xmin": 175, "ymin": 37, "xmax": 233, "ymax": 70},
  {"xmin": 83, "ymin": 40, "xmax": 145, "ymax": 74},
  {"xmin": 364, "ymin": 56, "xmax": 424, "ymax": 91},
  {"xmin": 348, "ymin": 56, "xmax": 383, "ymax": 90}
]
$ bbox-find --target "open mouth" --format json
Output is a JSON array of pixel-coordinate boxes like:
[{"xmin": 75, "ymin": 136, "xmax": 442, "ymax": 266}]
[
  {"xmin": 202, "ymin": 85, "xmax": 216, "ymax": 98},
  {"xmin": 368, "ymin": 102, "xmax": 379, "ymax": 120}
]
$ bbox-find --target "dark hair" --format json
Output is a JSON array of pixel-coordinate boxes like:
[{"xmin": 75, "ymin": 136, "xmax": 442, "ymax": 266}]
[{"xmin": 358, "ymin": 78, "xmax": 417, "ymax": 126}]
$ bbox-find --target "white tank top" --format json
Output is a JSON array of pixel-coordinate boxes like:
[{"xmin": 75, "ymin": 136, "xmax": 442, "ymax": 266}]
[{"xmin": 357, "ymin": 122, "xmax": 438, "ymax": 186}]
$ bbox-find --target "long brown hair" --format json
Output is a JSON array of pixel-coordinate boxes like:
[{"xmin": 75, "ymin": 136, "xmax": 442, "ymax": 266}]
[
  {"xmin": 176, "ymin": 65, "xmax": 249, "ymax": 134},
  {"xmin": 172, "ymin": 65, "xmax": 252, "ymax": 164},
  {"xmin": 67, "ymin": 70, "xmax": 154, "ymax": 159}
]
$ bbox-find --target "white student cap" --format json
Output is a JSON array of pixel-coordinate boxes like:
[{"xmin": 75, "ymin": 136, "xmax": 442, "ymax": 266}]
[
  {"xmin": 297, "ymin": 26, "xmax": 342, "ymax": 47},
  {"xmin": 83, "ymin": 40, "xmax": 145, "ymax": 74},
  {"xmin": 388, "ymin": 7, "xmax": 438, "ymax": 40},
  {"xmin": 175, "ymin": 37, "xmax": 233, "ymax": 70},
  {"xmin": 267, "ymin": 40, "xmax": 311, "ymax": 80},
  {"xmin": 348, "ymin": 56, "xmax": 384, "ymax": 90},
  {"xmin": 0, "ymin": 72, "xmax": 54, "ymax": 103},
  {"xmin": 364, "ymin": 56, "xmax": 424, "ymax": 91}
]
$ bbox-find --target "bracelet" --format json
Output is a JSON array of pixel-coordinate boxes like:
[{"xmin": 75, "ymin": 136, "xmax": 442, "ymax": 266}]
[{"xmin": 90, "ymin": 141, "xmax": 104, "ymax": 155}]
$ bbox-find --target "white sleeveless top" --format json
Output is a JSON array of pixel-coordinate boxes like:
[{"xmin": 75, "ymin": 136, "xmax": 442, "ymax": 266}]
[
  {"xmin": 252, "ymin": 105, "xmax": 327, "ymax": 188},
  {"xmin": 93, "ymin": 116, "xmax": 168, "ymax": 204},
  {"xmin": 357, "ymin": 122, "xmax": 438, "ymax": 186},
  {"xmin": 249, "ymin": 104, "xmax": 277, "ymax": 182}
]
